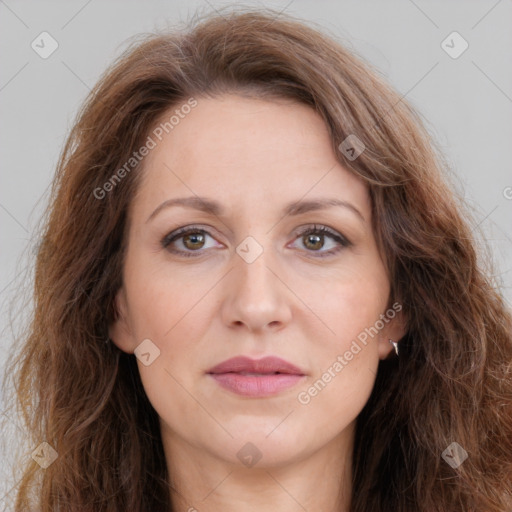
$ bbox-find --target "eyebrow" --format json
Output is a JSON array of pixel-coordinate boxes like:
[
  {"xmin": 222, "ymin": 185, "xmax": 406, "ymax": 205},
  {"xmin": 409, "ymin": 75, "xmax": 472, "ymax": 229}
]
[{"xmin": 145, "ymin": 196, "xmax": 365, "ymax": 223}]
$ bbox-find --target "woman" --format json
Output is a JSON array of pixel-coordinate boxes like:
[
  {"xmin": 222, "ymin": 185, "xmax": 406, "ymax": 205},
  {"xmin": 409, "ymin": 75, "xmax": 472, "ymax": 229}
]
[{"xmin": 3, "ymin": 7, "xmax": 511, "ymax": 512}]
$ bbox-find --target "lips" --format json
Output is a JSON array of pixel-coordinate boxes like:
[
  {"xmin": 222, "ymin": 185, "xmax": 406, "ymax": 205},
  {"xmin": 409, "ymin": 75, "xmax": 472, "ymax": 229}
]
[
  {"xmin": 207, "ymin": 356, "xmax": 305, "ymax": 376},
  {"xmin": 207, "ymin": 356, "xmax": 306, "ymax": 397}
]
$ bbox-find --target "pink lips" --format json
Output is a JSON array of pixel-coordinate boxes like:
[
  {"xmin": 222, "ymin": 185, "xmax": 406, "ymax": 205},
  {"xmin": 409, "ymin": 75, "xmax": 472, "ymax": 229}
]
[{"xmin": 207, "ymin": 356, "xmax": 306, "ymax": 397}]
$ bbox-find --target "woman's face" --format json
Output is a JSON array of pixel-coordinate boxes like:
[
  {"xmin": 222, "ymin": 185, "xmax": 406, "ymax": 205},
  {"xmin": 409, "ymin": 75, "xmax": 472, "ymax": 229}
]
[{"xmin": 110, "ymin": 94, "xmax": 404, "ymax": 470}]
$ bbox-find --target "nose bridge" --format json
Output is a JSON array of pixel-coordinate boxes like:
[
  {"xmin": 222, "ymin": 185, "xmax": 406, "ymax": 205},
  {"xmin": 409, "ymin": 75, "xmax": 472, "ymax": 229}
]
[
  {"xmin": 222, "ymin": 235, "xmax": 291, "ymax": 330},
  {"xmin": 234, "ymin": 240, "xmax": 277, "ymax": 302}
]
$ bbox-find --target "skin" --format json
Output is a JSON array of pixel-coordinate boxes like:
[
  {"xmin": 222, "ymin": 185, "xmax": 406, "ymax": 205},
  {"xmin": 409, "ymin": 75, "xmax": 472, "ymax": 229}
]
[{"xmin": 109, "ymin": 94, "xmax": 406, "ymax": 512}]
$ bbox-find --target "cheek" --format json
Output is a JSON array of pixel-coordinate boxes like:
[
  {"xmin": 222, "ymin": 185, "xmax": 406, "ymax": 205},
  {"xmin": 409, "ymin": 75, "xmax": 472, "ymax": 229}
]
[
  {"xmin": 301, "ymin": 257, "xmax": 390, "ymax": 345},
  {"xmin": 121, "ymin": 260, "xmax": 216, "ymax": 402},
  {"xmin": 296, "ymin": 355, "xmax": 376, "ymax": 446},
  {"xmin": 295, "ymin": 279, "xmax": 387, "ymax": 434},
  {"xmin": 122, "ymin": 252, "xmax": 211, "ymax": 341},
  {"xmin": 295, "ymin": 259, "xmax": 389, "ymax": 414}
]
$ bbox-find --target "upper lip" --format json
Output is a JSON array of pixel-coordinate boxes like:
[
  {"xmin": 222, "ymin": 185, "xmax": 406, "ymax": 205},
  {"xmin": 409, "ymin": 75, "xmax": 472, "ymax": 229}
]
[{"xmin": 207, "ymin": 356, "xmax": 305, "ymax": 375}]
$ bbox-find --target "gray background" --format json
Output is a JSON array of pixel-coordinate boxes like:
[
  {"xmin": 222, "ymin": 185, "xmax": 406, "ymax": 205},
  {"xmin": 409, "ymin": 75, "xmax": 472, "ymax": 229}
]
[{"xmin": 1, "ymin": 0, "xmax": 511, "ymax": 508}]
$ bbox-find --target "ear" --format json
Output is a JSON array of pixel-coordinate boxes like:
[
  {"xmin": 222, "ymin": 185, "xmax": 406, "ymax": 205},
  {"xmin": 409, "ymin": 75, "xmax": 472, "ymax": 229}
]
[
  {"xmin": 377, "ymin": 305, "xmax": 407, "ymax": 360},
  {"xmin": 108, "ymin": 287, "xmax": 135, "ymax": 354}
]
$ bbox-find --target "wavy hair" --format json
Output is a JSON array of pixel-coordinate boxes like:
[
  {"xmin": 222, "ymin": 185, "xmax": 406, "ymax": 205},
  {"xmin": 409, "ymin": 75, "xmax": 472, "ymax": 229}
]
[{"xmin": 2, "ymin": 7, "xmax": 511, "ymax": 512}]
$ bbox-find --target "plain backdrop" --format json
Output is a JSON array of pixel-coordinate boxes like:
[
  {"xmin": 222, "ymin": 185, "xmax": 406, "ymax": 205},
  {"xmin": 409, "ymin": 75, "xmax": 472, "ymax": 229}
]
[{"xmin": 1, "ymin": 0, "xmax": 511, "ymax": 508}]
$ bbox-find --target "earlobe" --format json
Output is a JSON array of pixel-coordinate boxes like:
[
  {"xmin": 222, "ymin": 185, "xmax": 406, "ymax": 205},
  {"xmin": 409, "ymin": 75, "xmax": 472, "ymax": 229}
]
[{"xmin": 108, "ymin": 288, "xmax": 134, "ymax": 354}]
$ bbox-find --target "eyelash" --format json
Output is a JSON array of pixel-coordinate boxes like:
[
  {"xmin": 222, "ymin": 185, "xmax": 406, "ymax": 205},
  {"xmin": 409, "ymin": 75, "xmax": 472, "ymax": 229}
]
[{"xmin": 161, "ymin": 224, "xmax": 352, "ymax": 259}]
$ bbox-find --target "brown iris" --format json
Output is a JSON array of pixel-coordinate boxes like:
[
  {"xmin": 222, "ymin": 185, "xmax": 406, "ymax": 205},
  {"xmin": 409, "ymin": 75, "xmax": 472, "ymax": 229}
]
[
  {"xmin": 303, "ymin": 233, "xmax": 323, "ymax": 251},
  {"xmin": 183, "ymin": 232, "xmax": 205, "ymax": 250}
]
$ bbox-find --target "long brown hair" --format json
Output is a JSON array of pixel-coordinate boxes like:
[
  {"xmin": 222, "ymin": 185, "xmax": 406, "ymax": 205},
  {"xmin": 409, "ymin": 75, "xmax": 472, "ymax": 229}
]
[{"xmin": 3, "ymin": 7, "xmax": 511, "ymax": 511}]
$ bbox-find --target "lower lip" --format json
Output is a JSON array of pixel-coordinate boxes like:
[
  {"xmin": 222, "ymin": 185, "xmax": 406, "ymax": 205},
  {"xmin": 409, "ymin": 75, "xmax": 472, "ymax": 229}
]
[{"xmin": 209, "ymin": 373, "xmax": 305, "ymax": 397}]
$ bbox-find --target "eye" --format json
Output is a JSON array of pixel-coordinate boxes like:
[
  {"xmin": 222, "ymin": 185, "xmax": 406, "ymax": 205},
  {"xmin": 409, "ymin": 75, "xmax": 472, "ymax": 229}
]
[
  {"xmin": 161, "ymin": 223, "xmax": 351, "ymax": 259},
  {"xmin": 161, "ymin": 225, "xmax": 220, "ymax": 257},
  {"xmin": 290, "ymin": 224, "xmax": 351, "ymax": 257}
]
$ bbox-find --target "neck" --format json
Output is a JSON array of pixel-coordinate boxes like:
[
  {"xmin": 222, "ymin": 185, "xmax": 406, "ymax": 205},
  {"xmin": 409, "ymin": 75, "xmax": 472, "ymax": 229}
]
[{"xmin": 163, "ymin": 423, "xmax": 354, "ymax": 512}]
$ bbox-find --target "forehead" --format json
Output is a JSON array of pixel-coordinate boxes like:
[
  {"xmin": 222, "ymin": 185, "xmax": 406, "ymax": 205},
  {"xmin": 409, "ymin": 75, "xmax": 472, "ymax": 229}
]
[{"xmin": 133, "ymin": 94, "xmax": 370, "ymax": 218}]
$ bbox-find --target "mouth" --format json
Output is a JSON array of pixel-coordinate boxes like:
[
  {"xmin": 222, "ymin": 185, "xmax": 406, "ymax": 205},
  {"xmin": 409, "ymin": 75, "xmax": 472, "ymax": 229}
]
[
  {"xmin": 207, "ymin": 355, "xmax": 305, "ymax": 375},
  {"xmin": 234, "ymin": 371, "xmax": 285, "ymax": 376},
  {"xmin": 208, "ymin": 372, "xmax": 305, "ymax": 397},
  {"xmin": 207, "ymin": 356, "xmax": 306, "ymax": 397}
]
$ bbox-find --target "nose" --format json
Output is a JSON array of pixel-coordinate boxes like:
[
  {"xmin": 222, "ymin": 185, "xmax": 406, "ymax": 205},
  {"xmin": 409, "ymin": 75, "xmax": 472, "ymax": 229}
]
[{"xmin": 220, "ymin": 245, "xmax": 292, "ymax": 333}]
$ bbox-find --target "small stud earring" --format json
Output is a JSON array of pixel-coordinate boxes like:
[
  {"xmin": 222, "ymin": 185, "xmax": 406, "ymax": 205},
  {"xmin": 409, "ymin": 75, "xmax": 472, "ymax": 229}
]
[{"xmin": 389, "ymin": 339, "xmax": 399, "ymax": 356}]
